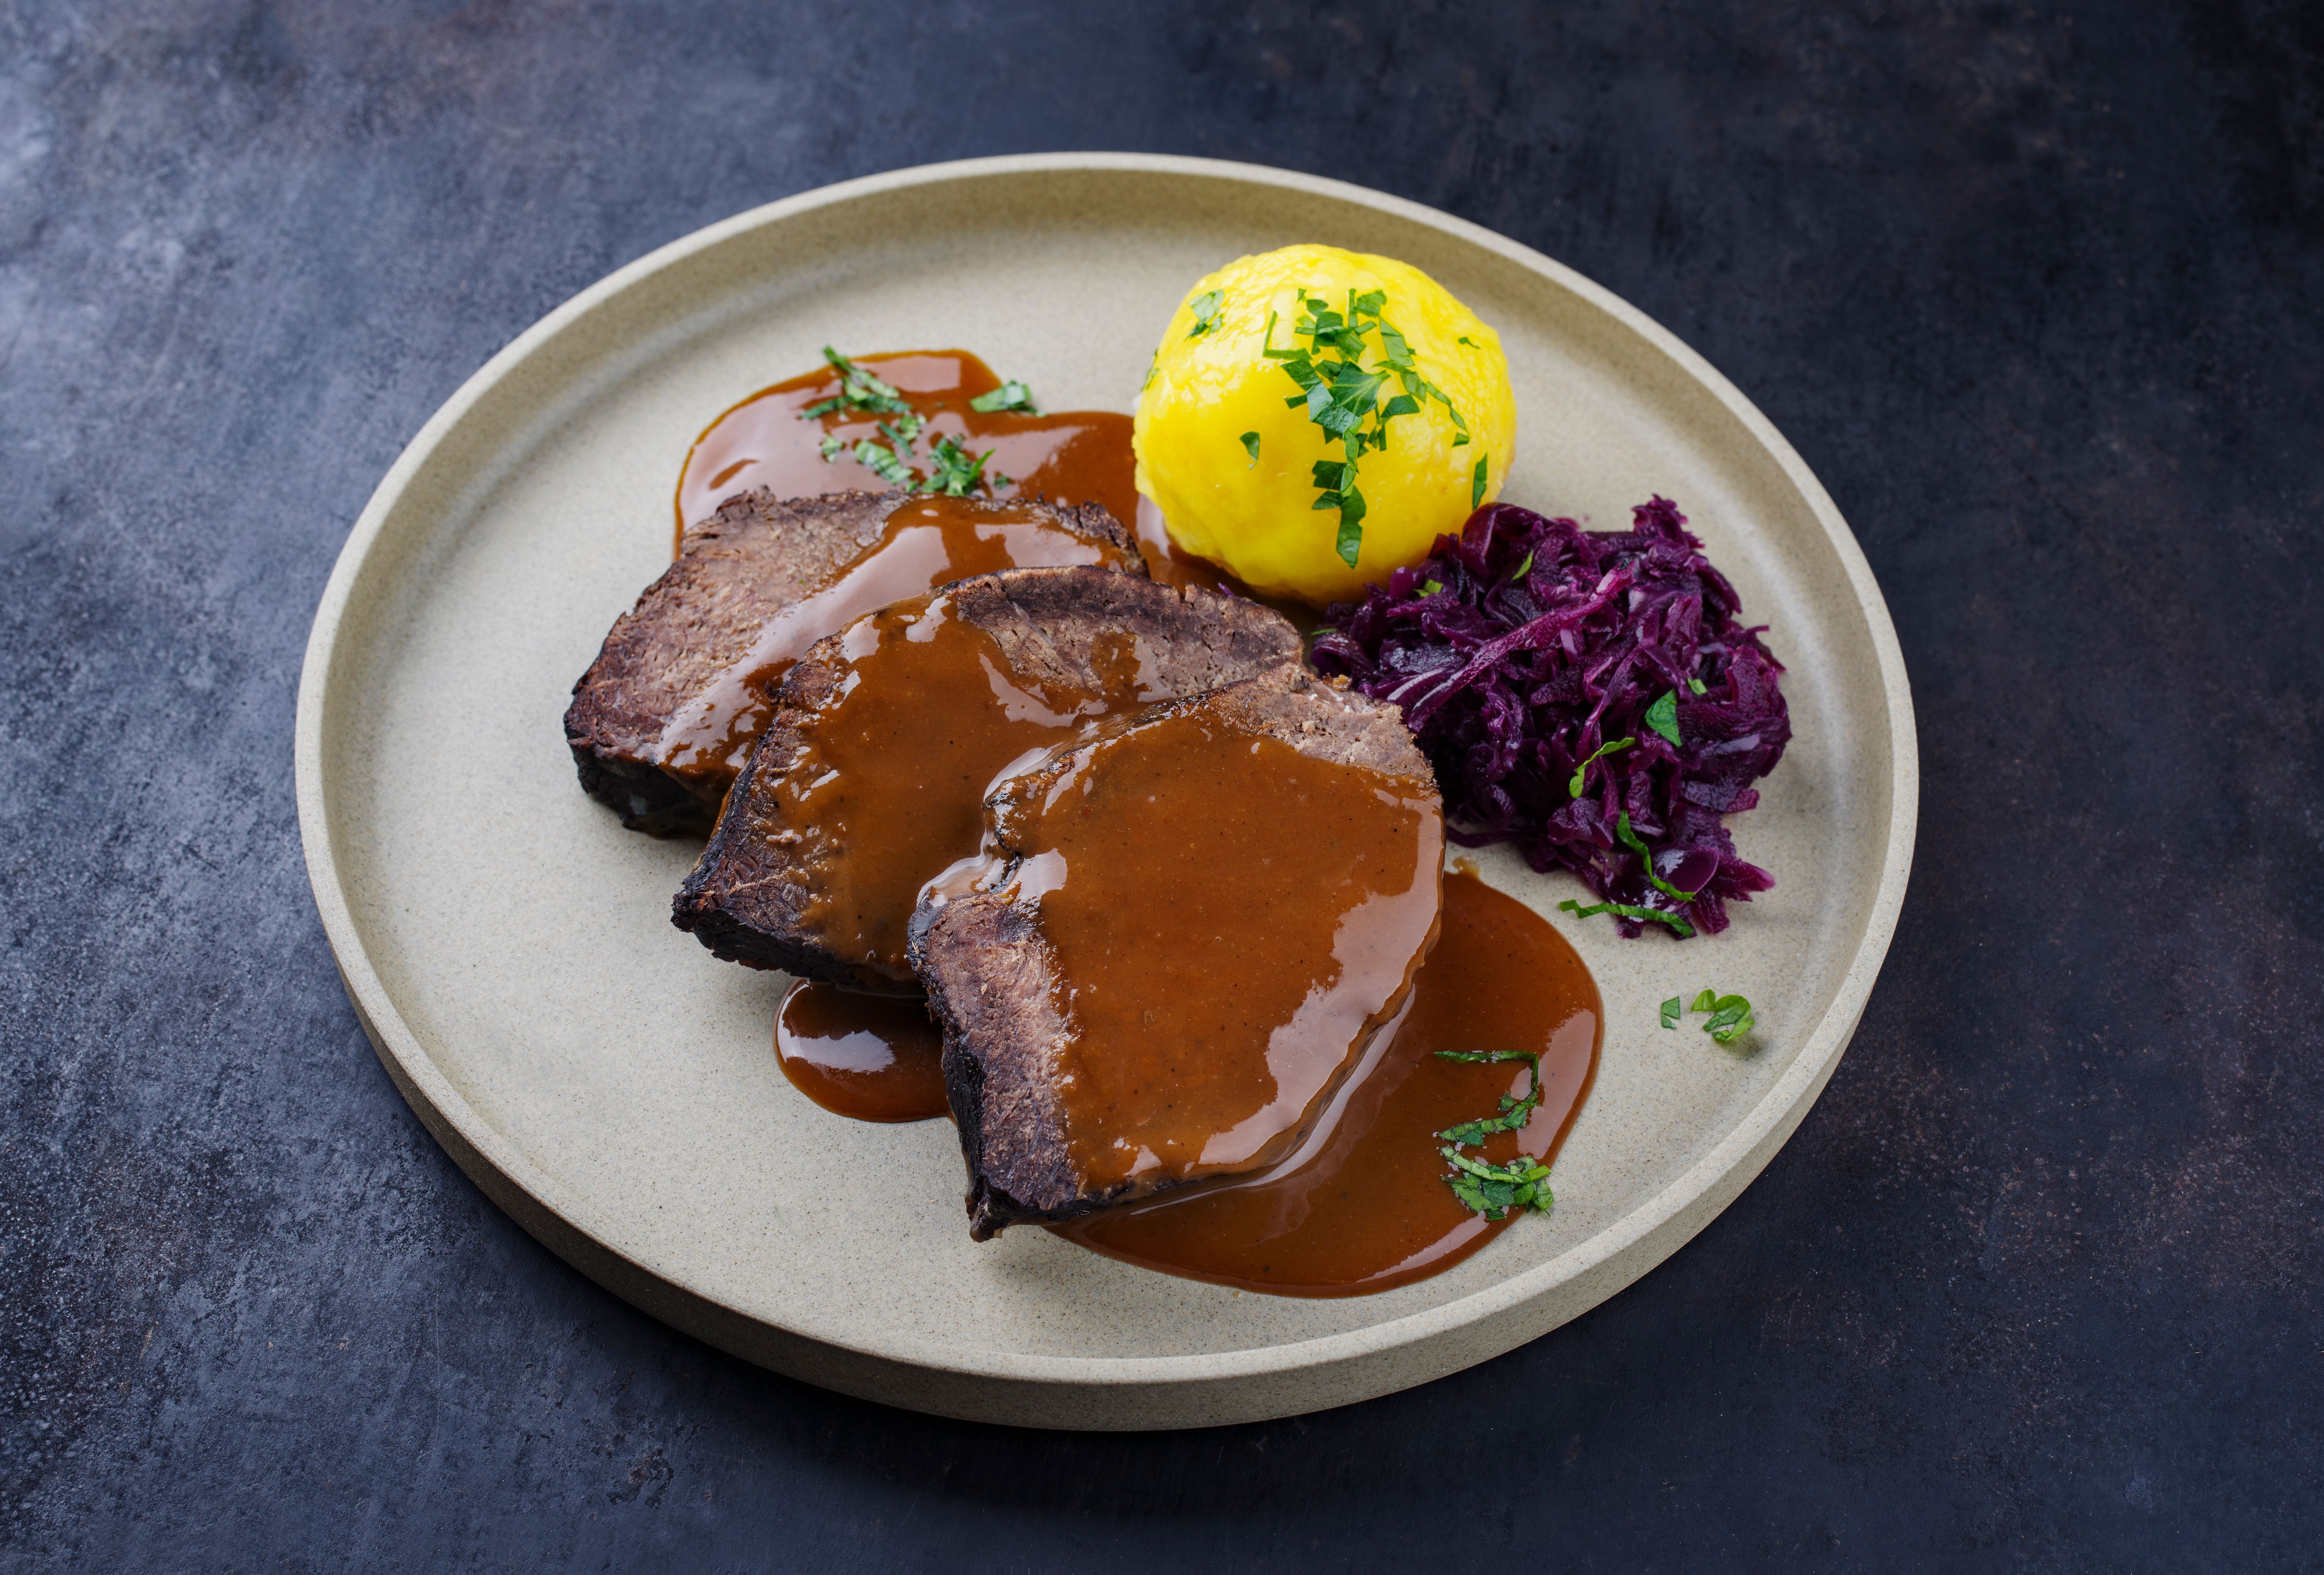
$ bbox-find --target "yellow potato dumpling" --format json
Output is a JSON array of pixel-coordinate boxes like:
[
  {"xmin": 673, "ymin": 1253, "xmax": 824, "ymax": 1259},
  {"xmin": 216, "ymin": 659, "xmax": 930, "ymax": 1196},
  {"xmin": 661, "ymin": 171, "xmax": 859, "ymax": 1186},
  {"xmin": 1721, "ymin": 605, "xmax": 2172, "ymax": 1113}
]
[{"xmin": 1133, "ymin": 244, "xmax": 1516, "ymax": 606}]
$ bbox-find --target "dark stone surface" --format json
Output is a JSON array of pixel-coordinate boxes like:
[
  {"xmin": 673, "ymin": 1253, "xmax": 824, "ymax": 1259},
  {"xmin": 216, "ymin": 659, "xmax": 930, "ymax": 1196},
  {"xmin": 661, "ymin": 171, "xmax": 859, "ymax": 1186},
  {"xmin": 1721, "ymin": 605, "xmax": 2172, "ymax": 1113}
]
[{"xmin": 3, "ymin": 0, "xmax": 2318, "ymax": 1566}]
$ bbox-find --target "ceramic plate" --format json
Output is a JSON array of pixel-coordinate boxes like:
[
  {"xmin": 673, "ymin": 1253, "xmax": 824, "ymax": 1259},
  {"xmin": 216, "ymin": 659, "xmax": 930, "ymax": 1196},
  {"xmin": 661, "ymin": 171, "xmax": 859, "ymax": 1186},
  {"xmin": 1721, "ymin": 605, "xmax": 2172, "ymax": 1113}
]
[{"xmin": 295, "ymin": 155, "xmax": 1915, "ymax": 1429}]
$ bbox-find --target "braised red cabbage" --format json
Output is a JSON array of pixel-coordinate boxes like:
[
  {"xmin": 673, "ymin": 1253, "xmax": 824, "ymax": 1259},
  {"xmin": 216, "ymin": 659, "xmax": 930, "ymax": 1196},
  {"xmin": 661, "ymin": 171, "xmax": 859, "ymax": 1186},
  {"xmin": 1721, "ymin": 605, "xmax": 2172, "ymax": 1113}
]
[{"xmin": 1310, "ymin": 497, "xmax": 1788, "ymax": 938}]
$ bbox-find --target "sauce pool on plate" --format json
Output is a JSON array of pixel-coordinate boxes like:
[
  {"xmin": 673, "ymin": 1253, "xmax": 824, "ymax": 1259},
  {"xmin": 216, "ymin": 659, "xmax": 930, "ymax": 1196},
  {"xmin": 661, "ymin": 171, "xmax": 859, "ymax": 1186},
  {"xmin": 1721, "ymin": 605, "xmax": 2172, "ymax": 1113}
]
[
  {"xmin": 1054, "ymin": 870, "xmax": 1599, "ymax": 1296},
  {"xmin": 774, "ymin": 980, "xmax": 949, "ymax": 1123},
  {"xmin": 780, "ymin": 869, "xmax": 1599, "ymax": 1296},
  {"xmin": 677, "ymin": 348, "xmax": 1222, "ymax": 593}
]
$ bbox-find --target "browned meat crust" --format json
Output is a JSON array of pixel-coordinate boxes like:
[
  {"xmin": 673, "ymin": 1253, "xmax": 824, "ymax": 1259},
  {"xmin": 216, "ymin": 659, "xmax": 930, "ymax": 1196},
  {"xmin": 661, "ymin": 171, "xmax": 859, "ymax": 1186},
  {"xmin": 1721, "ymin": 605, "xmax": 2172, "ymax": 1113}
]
[{"xmin": 564, "ymin": 489, "xmax": 1140, "ymax": 836}]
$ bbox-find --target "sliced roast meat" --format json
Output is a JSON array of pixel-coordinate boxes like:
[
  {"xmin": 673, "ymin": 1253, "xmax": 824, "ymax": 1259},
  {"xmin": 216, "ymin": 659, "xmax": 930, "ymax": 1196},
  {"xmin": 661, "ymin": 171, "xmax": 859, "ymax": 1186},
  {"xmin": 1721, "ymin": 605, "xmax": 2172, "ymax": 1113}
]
[
  {"xmin": 565, "ymin": 488, "xmax": 1142, "ymax": 836},
  {"xmin": 670, "ymin": 565, "xmax": 1302, "ymax": 990},
  {"xmin": 908, "ymin": 665, "xmax": 1445, "ymax": 1239}
]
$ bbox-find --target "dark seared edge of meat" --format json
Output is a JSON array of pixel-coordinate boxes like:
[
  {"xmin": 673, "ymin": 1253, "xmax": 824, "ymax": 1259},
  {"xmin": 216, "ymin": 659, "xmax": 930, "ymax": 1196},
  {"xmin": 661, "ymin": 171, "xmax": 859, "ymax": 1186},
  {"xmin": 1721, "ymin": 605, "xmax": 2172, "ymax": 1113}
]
[
  {"xmin": 909, "ymin": 665, "xmax": 1440, "ymax": 1238},
  {"xmin": 565, "ymin": 489, "xmax": 1143, "ymax": 837},
  {"xmin": 567, "ymin": 490, "xmax": 899, "ymax": 832},
  {"xmin": 571, "ymin": 745, "xmax": 716, "ymax": 838},
  {"xmin": 910, "ymin": 894, "xmax": 1129, "ymax": 1239},
  {"xmin": 667, "ymin": 652, "xmax": 912, "ymax": 989},
  {"xmin": 672, "ymin": 565, "xmax": 1305, "ymax": 990}
]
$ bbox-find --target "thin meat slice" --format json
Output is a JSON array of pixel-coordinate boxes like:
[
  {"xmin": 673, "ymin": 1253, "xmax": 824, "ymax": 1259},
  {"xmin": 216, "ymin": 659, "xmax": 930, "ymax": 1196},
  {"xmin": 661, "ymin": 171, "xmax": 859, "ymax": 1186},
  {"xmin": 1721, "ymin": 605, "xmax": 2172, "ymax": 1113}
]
[
  {"xmin": 909, "ymin": 666, "xmax": 1445, "ymax": 1239},
  {"xmin": 671, "ymin": 565, "xmax": 1301, "ymax": 990},
  {"xmin": 565, "ymin": 489, "xmax": 1142, "ymax": 836}
]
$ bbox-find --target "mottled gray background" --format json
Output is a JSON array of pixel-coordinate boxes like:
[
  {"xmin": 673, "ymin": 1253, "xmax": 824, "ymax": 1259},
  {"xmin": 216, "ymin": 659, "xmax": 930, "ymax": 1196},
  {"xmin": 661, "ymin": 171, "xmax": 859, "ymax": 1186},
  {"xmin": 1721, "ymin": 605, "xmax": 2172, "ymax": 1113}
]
[{"xmin": 3, "ymin": 1, "xmax": 2319, "ymax": 1568}]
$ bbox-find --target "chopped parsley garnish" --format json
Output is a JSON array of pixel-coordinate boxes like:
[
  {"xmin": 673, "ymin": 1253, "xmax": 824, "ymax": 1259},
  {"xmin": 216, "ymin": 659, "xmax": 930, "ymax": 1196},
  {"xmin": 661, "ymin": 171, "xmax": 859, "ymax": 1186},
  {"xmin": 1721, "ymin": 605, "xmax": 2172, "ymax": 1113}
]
[
  {"xmin": 801, "ymin": 347, "xmax": 1013, "ymax": 496},
  {"xmin": 1615, "ymin": 811, "xmax": 1700, "ymax": 901},
  {"xmin": 1688, "ymin": 676, "xmax": 1707, "ymax": 695},
  {"xmin": 1558, "ymin": 897, "xmax": 1695, "ymax": 938},
  {"xmin": 1434, "ymin": 1050, "xmax": 1544, "ymax": 1143},
  {"xmin": 1420, "ymin": 579, "xmax": 1445, "ymax": 597},
  {"xmin": 1239, "ymin": 430, "xmax": 1262, "ymax": 466},
  {"xmin": 1660, "ymin": 996, "xmax": 1683, "ymax": 1030},
  {"xmin": 850, "ymin": 435, "xmax": 916, "ymax": 488},
  {"xmin": 1457, "ymin": 335, "xmax": 1478, "ymax": 346},
  {"xmin": 969, "ymin": 381, "xmax": 1037, "ymax": 414},
  {"xmin": 798, "ymin": 347, "xmax": 913, "ymax": 420},
  {"xmin": 1667, "ymin": 988, "xmax": 1755, "ymax": 1044},
  {"xmin": 1644, "ymin": 689, "xmax": 1681, "ymax": 746},
  {"xmin": 1700, "ymin": 994, "xmax": 1755, "ymax": 1043},
  {"xmin": 1566, "ymin": 735, "xmax": 1635, "ymax": 799},
  {"xmin": 1432, "ymin": 1050, "xmax": 1554, "ymax": 1219},
  {"xmin": 1186, "ymin": 289, "xmax": 1227, "ymax": 339},
  {"xmin": 1510, "ymin": 549, "xmax": 1534, "ymax": 582},
  {"xmin": 1444, "ymin": 1149, "xmax": 1554, "ymax": 1218},
  {"xmin": 1471, "ymin": 455, "xmax": 1489, "ymax": 510},
  {"xmin": 924, "ymin": 433, "xmax": 1002, "ymax": 495},
  {"xmin": 1550, "ymin": 812, "xmax": 1702, "ymax": 927},
  {"xmin": 1261, "ymin": 287, "xmax": 1473, "ymax": 568}
]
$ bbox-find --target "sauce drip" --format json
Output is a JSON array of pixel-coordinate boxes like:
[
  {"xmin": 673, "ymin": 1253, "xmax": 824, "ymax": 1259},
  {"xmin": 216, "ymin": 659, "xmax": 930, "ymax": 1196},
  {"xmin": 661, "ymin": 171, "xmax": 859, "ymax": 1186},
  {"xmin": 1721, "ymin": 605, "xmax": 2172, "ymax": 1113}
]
[
  {"xmin": 655, "ymin": 495, "xmax": 1127, "ymax": 788},
  {"xmin": 676, "ymin": 347, "xmax": 1224, "ymax": 591},
  {"xmin": 998, "ymin": 710, "xmax": 1444, "ymax": 1195},
  {"xmin": 774, "ymin": 980, "xmax": 950, "ymax": 1123},
  {"xmin": 772, "ymin": 592, "xmax": 1161, "ymax": 985},
  {"xmin": 1055, "ymin": 871, "xmax": 1600, "ymax": 1296}
]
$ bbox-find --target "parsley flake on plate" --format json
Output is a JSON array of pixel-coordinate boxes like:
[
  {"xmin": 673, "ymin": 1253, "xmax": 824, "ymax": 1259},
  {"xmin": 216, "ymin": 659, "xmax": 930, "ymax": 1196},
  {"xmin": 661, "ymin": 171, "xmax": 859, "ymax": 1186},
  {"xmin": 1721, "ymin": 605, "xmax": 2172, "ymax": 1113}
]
[
  {"xmin": 799, "ymin": 347, "xmax": 1014, "ymax": 497},
  {"xmin": 969, "ymin": 381, "xmax": 1037, "ymax": 414},
  {"xmin": 1663, "ymin": 988, "xmax": 1757, "ymax": 1044},
  {"xmin": 1432, "ymin": 1050, "xmax": 1555, "ymax": 1219}
]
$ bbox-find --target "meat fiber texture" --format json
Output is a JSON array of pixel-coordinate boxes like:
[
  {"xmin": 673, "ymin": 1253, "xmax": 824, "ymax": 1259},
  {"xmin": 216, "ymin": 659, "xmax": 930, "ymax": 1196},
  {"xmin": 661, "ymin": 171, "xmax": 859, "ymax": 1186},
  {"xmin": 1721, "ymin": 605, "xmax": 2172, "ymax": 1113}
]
[
  {"xmin": 1310, "ymin": 497, "xmax": 1789, "ymax": 938},
  {"xmin": 564, "ymin": 489, "xmax": 1141, "ymax": 837}
]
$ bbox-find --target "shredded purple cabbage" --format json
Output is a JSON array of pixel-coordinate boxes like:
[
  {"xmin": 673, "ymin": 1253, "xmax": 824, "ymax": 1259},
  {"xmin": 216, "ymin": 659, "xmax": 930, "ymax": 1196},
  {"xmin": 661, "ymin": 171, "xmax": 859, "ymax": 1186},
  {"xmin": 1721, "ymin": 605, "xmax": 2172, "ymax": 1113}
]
[{"xmin": 1310, "ymin": 497, "xmax": 1789, "ymax": 938}]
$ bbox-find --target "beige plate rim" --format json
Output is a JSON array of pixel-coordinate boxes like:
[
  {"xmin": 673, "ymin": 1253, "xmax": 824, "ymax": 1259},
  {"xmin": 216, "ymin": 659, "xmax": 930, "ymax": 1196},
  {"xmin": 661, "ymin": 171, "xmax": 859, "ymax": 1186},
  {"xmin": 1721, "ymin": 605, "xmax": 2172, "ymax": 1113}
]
[{"xmin": 295, "ymin": 152, "xmax": 1918, "ymax": 1407}]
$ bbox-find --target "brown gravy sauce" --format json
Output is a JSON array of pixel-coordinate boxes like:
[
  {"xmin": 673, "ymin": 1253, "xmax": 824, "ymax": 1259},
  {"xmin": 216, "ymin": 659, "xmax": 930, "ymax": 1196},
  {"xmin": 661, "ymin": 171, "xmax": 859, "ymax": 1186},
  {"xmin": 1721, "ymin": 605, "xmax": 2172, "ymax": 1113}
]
[
  {"xmin": 655, "ymin": 496, "xmax": 1130, "ymax": 790},
  {"xmin": 677, "ymin": 348, "xmax": 1220, "ymax": 592},
  {"xmin": 770, "ymin": 591, "xmax": 1165, "ymax": 986},
  {"xmin": 774, "ymin": 980, "xmax": 949, "ymax": 1123},
  {"xmin": 1055, "ymin": 871, "xmax": 1600, "ymax": 1296},
  {"xmin": 992, "ymin": 712, "xmax": 1446, "ymax": 1196}
]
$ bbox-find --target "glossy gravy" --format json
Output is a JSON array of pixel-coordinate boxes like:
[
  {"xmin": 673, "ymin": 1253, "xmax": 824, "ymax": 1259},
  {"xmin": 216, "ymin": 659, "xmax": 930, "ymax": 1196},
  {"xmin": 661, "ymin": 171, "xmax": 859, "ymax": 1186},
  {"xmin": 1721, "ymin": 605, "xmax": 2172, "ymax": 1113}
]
[
  {"xmin": 774, "ymin": 980, "xmax": 949, "ymax": 1123},
  {"xmin": 789, "ymin": 865, "xmax": 1601, "ymax": 1294},
  {"xmin": 678, "ymin": 349, "xmax": 1221, "ymax": 591},
  {"xmin": 1055, "ymin": 871, "xmax": 1599, "ymax": 1295},
  {"xmin": 768, "ymin": 590, "xmax": 1168, "ymax": 985},
  {"xmin": 986, "ymin": 709, "xmax": 1445, "ymax": 1196},
  {"xmin": 654, "ymin": 496, "xmax": 1130, "ymax": 792}
]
